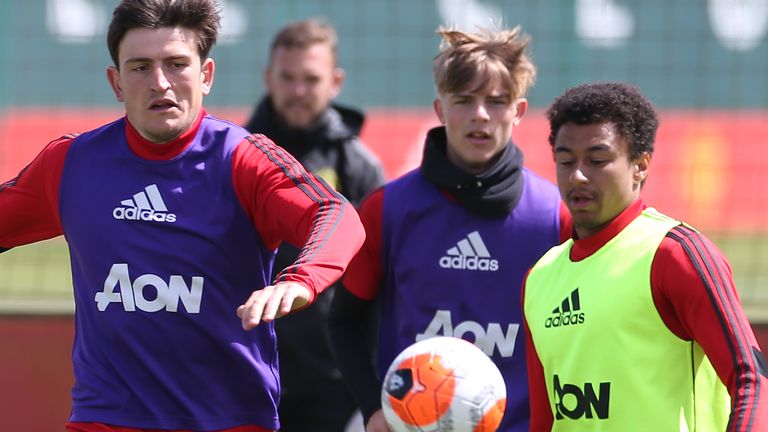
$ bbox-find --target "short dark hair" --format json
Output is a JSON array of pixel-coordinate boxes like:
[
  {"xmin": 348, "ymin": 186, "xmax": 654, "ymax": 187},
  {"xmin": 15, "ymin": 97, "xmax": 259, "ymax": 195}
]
[
  {"xmin": 107, "ymin": 0, "xmax": 221, "ymax": 67},
  {"xmin": 546, "ymin": 82, "xmax": 659, "ymax": 158},
  {"xmin": 269, "ymin": 18, "xmax": 339, "ymax": 66}
]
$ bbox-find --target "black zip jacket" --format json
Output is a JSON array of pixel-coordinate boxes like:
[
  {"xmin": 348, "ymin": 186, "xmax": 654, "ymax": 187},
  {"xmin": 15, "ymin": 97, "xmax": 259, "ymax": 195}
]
[{"xmin": 244, "ymin": 96, "xmax": 385, "ymax": 398}]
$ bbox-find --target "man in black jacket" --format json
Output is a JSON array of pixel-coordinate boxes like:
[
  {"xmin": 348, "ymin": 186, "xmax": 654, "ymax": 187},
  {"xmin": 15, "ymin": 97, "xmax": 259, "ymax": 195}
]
[{"xmin": 244, "ymin": 18, "xmax": 385, "ymax": 432}]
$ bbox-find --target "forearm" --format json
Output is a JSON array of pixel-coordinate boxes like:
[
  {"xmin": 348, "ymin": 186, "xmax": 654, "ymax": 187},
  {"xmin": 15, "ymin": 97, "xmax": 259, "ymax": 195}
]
[{"xmin": 274, "ymin": 201, "xmax": 364, "ymax": 301}]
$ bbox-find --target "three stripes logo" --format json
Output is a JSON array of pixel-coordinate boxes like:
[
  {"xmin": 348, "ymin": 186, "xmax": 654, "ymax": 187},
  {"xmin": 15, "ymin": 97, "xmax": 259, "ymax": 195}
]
[
  {"xmin": 438, "ymin": 231, "xmax": 499, "ymax": 271},
  {"xmin": 545, "ymin": 288, "xmax": 585, "ymax": 328},
  {"xmin": 112, "ymin": 184, "xmax": 177, "ymax": 223}
]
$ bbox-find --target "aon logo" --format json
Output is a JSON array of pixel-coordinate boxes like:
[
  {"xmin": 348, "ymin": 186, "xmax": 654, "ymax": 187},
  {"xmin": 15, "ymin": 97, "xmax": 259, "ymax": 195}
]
[
  {"xmin": 95, "ymin": 263, "xmax": 203, "ymax": 313},
  {"xmin": 415, "ymin": 310, "xmax": 519, "ymax": 358},
  {"xmin": 554, "ymin": 374, "xmax": 611, "ymax": 420}
]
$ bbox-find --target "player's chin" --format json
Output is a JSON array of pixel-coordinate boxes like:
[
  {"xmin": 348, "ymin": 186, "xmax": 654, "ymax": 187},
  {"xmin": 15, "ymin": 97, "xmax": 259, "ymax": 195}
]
[
  {"xmin": 571, "ymin": 212, "xmax": 603, "ymax": 230},
  {"xmin": 464, "ymin": 154, "xmax": 498, "ymax": 172}
]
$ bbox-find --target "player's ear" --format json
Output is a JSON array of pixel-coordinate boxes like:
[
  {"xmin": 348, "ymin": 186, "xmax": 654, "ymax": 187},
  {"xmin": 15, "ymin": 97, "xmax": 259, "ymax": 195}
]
[
  {"xmin": 201, "ymin": 58, "xmax": 215, "ymax": 96},
  {"xmin": 329, "ymin": 67, "xmax": 345, "ymax": 99},
  {"xmin": 107, "ymin": 66, "xmax": 124, "ymax": 102},
  {"xmin": 512, "ymin": 98, "xmax": 527, "ymax": 125},
  {"xmin": 433, "ymin": 98, "xmax": 445, "ymax": 124},
  {"xmin": 633, "ymin": 151, "xmax": 651, "ymax": 186}
]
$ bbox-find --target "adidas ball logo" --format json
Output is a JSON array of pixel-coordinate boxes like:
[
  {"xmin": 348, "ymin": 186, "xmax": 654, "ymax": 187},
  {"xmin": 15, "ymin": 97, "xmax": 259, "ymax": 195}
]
[
  {"xmin": 438, "ymin": 231, "xmax": 499, "ymax": 272},
  {"xmin": 113, "ymin": 184, "xmax": 177, "ymax": 223}
]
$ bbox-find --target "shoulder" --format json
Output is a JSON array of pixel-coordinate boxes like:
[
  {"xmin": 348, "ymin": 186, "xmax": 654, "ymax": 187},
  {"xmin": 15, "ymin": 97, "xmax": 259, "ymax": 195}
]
[
  {"xmin": 663, "ymin": 223, "xmax": 720, "ymax": 254},
  {"xmin": 657, "ymin": 224, "xmax": 731, "ymax": 277},
  {"xmin": 203, "ymin": 114, "xmax": 251, "ymax": 138},
  {"xmin": 70, "ymin": 117, "xmax": 125, "ymax": 146},
  {"xmin": 31, "ymin": 134, "xmax": 78, "ymax": 171},
  {"xmin": 358, "ymin": 187, "xmax": 385, "ymax": 216},
  {"xmin": 519, "ymin": 168, "xmax": 563, "ymax": 211},
  {"xmin": 522, "ymin": 168, "xmax": 558, "ymax": 190},
  {"xmin": 383, "ymin": 169, "xmax": 422, "ymax": 191},
  {"xmin": 231, "ymin": 133, "xmax": 292, "ymax": 172}
]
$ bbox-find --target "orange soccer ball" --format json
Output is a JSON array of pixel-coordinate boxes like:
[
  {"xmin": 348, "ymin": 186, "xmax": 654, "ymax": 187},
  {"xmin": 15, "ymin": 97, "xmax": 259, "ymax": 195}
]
[{"xmin": 381, "ymin": 336, "xmax": 507, "ymax": 432}]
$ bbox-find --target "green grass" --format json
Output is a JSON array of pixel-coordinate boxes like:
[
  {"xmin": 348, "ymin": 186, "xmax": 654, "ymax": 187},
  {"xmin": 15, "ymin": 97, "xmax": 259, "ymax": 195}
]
[
  {"xmin": 710, "ymin": 234, "xmax": 768, "ymax": 322},
  {"xmin": 0, "ymin": 238, "xmax": 73, "ymax": 313},
  {"xmin": 0, "ymin": 234, "xmax": 766, "ymax": 321}
]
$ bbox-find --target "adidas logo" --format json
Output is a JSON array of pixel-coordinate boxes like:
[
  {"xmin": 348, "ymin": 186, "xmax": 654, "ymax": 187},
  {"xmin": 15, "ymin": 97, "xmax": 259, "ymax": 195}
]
[
  {"xmin": 438, "ymin": 231, "xmax": 499, "ymax": 272},
  {"xmin": 545, "ymin": 288, "xmax": 585, "ymax": 328},
  {"xmin": 112, "ymin": 184, "xmax": 177, "ymax": 223}
]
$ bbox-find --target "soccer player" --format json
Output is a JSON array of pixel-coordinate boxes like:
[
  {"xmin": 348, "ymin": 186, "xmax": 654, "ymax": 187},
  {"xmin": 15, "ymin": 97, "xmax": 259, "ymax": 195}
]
[
  {"xmin": 523, "ymin": 82, "xmax": 768, "ymax": 431},
  {"xmin": 0, "ymin": 0, "xmax": 364, "ymax": 431},
  {"xmin": 243, "ymin": 18, "xmax": 384, "ymax": 432},
  {"xmin": 328, "ymin": 26, "xmax": 571, "ymax": 432}
]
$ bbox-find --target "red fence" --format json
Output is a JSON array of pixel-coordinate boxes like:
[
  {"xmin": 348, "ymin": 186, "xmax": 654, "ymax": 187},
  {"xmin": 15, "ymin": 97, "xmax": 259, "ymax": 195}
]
[{"xmin": 2, "ymin": 107, "xmax": 766, "ymax": 233}]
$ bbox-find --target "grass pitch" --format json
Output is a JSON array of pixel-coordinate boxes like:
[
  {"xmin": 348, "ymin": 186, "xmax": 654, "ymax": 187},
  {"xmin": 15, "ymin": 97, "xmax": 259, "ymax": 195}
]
[{"xmin": 0, "ymin": 234, "xmax": 766, "ymax": 321}]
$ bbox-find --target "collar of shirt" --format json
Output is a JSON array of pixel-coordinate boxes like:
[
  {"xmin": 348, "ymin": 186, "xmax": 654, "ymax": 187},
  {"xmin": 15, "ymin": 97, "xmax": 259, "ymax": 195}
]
[
  {"xmin": 124, "ymin": 108, "xmax": 205, "ymax": 160},
  {"xmin": 569, "ymin": 198, "xmax": 646, "ymax": 261}
]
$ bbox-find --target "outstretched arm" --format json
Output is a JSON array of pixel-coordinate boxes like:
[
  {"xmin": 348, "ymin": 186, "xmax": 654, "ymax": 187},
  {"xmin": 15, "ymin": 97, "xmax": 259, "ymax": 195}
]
[{"xmin": 232, "ymin": 134, "xmax": 365, "ymax": 326}]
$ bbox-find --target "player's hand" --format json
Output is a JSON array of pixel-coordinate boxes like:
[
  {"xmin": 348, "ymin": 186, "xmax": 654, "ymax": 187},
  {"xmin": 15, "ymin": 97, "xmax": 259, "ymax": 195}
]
[
  {"xmin": 236, "ymin": 282, "xmax": 311, "ymax": 330},
  {"xmin": 365, "ymin": 410, "xmax": 391, "ymax": 432}
]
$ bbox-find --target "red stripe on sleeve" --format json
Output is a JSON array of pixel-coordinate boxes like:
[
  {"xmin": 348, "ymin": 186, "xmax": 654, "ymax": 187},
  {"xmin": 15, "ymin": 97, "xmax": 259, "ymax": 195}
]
[
  {"xmin": 232, "ymin": 135, "xmax": 363, "ymax": 299},
  {"xmin": 653, "ymin": 226, "xmax": 767, "ymax": 431},
  {"xmin": 245, "ymin": 135, "xmax": 346, "ymax": 273}
]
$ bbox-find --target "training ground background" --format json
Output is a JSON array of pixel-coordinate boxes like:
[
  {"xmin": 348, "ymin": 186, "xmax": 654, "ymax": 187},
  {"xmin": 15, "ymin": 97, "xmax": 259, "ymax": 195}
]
[{"xmin": 1, "ymin": 1, "xmax": 767, "ymax": 430}]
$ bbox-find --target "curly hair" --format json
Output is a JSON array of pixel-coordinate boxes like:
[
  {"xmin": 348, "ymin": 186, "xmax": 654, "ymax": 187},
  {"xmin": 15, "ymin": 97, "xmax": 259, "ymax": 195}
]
[
  {"xmin": 546, "ymin": 82, "xmax": 659, "ymax": 158},
  {"xmin": 433, "ymin": 26, "xmax": 536, "ymax": 99}
]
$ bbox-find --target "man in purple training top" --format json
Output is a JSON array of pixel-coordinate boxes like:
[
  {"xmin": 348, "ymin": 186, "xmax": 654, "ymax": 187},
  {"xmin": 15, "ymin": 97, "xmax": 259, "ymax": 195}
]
[
  {"xmin": 328, "ymin": 25, "xmax": 570, "ymax": 432},
  {"xmin": 0, "ymin": 0, "xmax": 364, "ymax": 431}
]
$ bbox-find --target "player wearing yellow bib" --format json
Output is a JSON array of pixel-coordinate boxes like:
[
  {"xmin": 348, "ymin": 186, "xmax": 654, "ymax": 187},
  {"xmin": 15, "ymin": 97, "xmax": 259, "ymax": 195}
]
[{"xmin": 522, "ymin": 82, "xmax": 767, "ymax": 431}]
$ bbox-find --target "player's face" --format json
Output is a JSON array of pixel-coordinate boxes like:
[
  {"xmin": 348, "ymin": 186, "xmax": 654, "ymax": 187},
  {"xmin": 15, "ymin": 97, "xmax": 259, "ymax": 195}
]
[
  {"xmin": 265, "ymin": 43, "xmax": 343, "ymax": 129},
  {"xmin": 107, "ymin": 26, "xmax": 214, "ymax": 144},
  {"xmin": 433, "ymin": 79, "xmax": 527, "ymax": 174},
  {"xmin": 553, "ymin": 122, "xmax": 650, "ymax": 239}
]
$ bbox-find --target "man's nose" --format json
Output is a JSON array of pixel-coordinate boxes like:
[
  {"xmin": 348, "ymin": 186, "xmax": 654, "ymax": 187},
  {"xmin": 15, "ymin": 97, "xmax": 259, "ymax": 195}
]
[{"xmin": 149, "ymin": 67, "xmax": 171, "ymax": 92}]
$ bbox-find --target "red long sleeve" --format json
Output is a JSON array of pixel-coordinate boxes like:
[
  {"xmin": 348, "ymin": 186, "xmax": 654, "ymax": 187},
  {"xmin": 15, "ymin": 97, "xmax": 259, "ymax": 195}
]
[
  {"xmin": 522, "ymin": 280, "xmax": 555, "ymax": 431},
  {"xmin": 652, "ymin": 227, "xmax": 768, "ymax": 432},
  {"xmin": 339, "ymin": 187, "xmax": 384, "ymax": 300},
  {"xmin": 0, "ymin": 136, "xmax": 71, "ymax": 249},
  {"xmin": 231, "ymin": 134, "xmax": 364, "ymax": 302}
]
